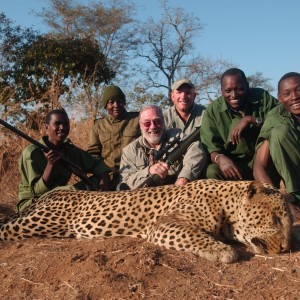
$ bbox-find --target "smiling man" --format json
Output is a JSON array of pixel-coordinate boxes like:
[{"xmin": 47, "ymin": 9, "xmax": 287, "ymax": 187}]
[
  {"xmin": 200, "ymin": 68, "xmax": 278, "ymax": 180},
  {"xmin": 118, "ymin": 105, "xmax": 207, "ymax": 190},
  {"xmin": 17, "ymin": 109, "xmax": 110, "ymax": 212},
  {"xmin": 87, "ymin": 85, "xmax": 140, "ymax": 190},
  {"xmin": 164, "ymin": 78, "xmax": 205, "ymax": 135},
  {"xmin": 254, "ymin": 72, "xmax": 300, "ymax": 224}
]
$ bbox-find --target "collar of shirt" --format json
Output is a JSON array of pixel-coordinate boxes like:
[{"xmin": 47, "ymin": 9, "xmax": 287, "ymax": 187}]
[
  {"xmin": 173, "ymin": 103, "xmax": 195, "ymax": 122},
  {"xmin": 227, "ymin": 105, "xmax": 245, "ymax": 118}
]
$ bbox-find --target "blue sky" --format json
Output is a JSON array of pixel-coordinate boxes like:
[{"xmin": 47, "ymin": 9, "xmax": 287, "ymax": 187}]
[{"xmin": 1, "ymin": 0, "xmax": 300, "ymax": 92}]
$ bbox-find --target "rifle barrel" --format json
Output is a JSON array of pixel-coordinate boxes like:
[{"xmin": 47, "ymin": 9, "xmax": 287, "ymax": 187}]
[{"xmin": 0, "ymin": 119, "xmax": 48, "ymax": 151}]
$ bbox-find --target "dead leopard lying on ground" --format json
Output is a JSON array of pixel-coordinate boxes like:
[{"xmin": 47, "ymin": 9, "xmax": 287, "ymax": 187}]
[{"xmin": 0, "ymin": 179, "xmax": 292, "ymax": 263}]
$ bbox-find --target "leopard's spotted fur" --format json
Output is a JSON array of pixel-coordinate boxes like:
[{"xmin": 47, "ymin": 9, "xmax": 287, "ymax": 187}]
[{"xmin": 0, "ymin": 179, "xmax": 292, "ymax": 263}]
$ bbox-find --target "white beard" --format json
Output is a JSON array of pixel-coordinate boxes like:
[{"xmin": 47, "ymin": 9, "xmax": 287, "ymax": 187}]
[{"xmin": 142, "ymin": 129, "xmax": 164, "ymax": 146}]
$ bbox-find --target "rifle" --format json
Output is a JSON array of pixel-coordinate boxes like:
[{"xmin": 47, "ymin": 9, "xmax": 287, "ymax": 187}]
[
  {"xmin": 0, "ymin": 118, "xmax": 99, "ymax": 191},
  {"xmin": 137, "ymin": 127, "xmax": 201, "ymax": 188}
]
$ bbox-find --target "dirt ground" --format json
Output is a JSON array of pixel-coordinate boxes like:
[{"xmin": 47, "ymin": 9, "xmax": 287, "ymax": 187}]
[
  {"xmin": 1, "ymin": 203, "xmax": 300, "ymax": 300},
  {"xmin": 2, "ymin": 135, "xmax": 300, "ymax": 300}
]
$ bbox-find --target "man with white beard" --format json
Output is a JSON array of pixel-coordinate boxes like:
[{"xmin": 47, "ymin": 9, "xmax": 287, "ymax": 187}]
[{"xmin": 117, "ymin": 105, "xmax": 207, "ymax": 190}]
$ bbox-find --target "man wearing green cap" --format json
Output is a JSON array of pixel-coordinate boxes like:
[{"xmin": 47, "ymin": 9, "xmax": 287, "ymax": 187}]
[{"xmin": 87, "ymin": 85, "xmax": 140, "ymax": 190}]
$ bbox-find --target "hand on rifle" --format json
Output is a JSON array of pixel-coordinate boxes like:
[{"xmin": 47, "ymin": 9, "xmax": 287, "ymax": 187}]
[
  {"xmin": 149, "ymin": 161, "xmax": 169, "ymax": 179},
  {"xmin": 42, "ymin": 150, "xmax": 63, "ymax": 187},
  {"xmin": 44, "ymin": 150, "xmax": 62, "ymax": 167}
]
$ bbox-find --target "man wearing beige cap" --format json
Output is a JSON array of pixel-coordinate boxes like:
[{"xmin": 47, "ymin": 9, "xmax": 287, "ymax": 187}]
[
  {"xmin": 87, "ymin": 85, "xmax": 140, "ymax": 190},
  {"xmin": 164, "ymin": 78, "xmax": 205, "ymax": 135}
]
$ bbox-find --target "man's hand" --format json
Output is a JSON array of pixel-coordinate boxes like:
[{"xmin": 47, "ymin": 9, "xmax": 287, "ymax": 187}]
[
  {"xmin": 230, "ymin": 116, "xmax": 254, "ymax": 145},
  {"xmin": 44, "ymin": 150, "xmax": 62, "ymax": 166},
  {"xmin": 42, "ymin": 150, "xmax": 63, "ymax": 187},
  {"xmin": 149, "ymin": 161, "xmax": 169, "ymax": 179},
  {"xmin": 175, "ymin": 177, "xmax": 190, "ymax": 186},
  {"xmin": 216, "ymin": 155, "xmax": 243, "ymax": 180}
]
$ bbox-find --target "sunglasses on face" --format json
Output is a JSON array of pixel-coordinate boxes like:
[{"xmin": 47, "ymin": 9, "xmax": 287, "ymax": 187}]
[{"xmin": 140, "ymin": 119, "xmax": 163, "ymax": 127}]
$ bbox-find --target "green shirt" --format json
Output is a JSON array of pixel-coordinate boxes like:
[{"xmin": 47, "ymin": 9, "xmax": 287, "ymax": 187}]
[
  {"xmin": 257, "ymin": 104, "xmax": 299, "ymax": 146},
  {"xmin": 164, "ymin": 103, "xmax": 205, "ymax": 135},
  {"xmin": 200, "ymin": 88, "xmax": 278, "ymax": 164},
  {"xmin": 256, "ymin": 104, "xmax": 300, "ymax": 193},
  {"xmin": 19, "ymin": 137, "xmax": 110, "ymax": 201}
]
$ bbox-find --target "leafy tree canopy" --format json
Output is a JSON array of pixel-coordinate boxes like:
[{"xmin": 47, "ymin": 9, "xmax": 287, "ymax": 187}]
[{"xmin": 0, "ymin": 13, "xmax": 115, "ymax": 125}]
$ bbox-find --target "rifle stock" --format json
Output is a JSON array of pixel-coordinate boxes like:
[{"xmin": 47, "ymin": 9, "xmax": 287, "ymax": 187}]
[
  {"xmin": 0, "ymin": 118, "xmax": 99, "ymax": 191},
  {"xmin": 137, "ymin": 127, "xmax": 201, "ymax": 188}
]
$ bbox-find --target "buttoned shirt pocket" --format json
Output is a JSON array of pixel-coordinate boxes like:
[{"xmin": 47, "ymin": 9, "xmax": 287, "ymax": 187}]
[{"xmin": 99, "ymin": 133, "xmax": 112, "ymax": 159}]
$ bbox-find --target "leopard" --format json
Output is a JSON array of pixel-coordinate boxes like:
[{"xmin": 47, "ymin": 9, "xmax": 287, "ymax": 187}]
[{"xmin": 0, "ymin": 179, "xmax": 292, "ymax": 263}]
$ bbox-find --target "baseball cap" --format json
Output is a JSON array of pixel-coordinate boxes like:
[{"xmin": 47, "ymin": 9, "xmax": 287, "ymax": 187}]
[{"xmin": 171, "ymin": 78, "xmax": 195, "ymax": 91}]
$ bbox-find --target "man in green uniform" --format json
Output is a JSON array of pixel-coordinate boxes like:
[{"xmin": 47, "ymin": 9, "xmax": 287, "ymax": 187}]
[
  {"xmin": 118, "ymin": 105, "xmax": 207, "ymax": 190},
  {"xmin": 254, "ymin": 72, "xmax": 300, "ymax": 224},
  {"xmin": 200, "ymin": 68, "xmax": 278, "ymax": 180},
  {"xmin": 87, "ymin": 85, "xmax": 140, "ymax": 190},
  {"xmin": 164, "ymin": 78, "xmax": 205, "ymax": 135},
  {"xmin": 18, "ymin": 109, "xmax": 110, "ymax": 212}
]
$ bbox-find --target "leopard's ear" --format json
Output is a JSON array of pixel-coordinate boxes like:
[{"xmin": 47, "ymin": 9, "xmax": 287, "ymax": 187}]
[{"xmin": 247, "ymin": 181, "xmax": 266, "ymax": 199}]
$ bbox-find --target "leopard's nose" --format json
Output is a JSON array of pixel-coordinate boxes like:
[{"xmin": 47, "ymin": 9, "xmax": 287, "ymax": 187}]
[{"xmin": 280, "ymin": 242, "xmax": 290, "ymax": 253}]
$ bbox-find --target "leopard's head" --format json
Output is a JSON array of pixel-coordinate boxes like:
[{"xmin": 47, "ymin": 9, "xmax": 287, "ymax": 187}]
[{"xmin": 236, "ymin": 181, "xmax": 292, "ymax": 255}]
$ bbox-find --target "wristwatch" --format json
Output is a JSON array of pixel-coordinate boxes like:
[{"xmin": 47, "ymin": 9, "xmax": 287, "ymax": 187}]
[{"xmin": 255, "ymin": 117, "xmax": 263, "ymax": 126}]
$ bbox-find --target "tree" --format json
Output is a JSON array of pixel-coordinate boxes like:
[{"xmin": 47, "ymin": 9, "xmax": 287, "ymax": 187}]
[
  {"xmin": 0, "ymin": 13, "xmax": 38, "ymax": 121},
  {"xmin": 247, "ymin": 72, "xmax": 275, "ymax": 93},
  {"xmin": 126, "ymin": 84, "xmax": 168, "ymax": 111},
  {"xmin": 35, "ymin": 0, "xmax": 138, "ymax": 118},
  {"xmin": 184, "ymin": 57, "xmax": 234, "ymax": 105},
  {"xmin": 37, "ymin": 0, "xmax": 137, "ymax": 76},
  {"xmin": 0, "ymin": 13, "xmax": 115, "ymax": 124},
  {"xmin": 131, "ymin": 2, "xmax": 274, "ymax": 108},
  {"xmin": 134, "ymin": 0, "xmax": 204, "ymax": 98},
  {"xmin": 14, "ymin": 36, "xmax": 114, "ymax": 110}
]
